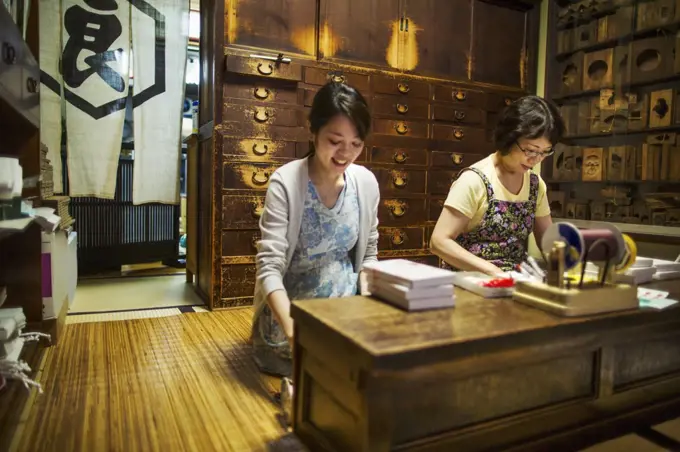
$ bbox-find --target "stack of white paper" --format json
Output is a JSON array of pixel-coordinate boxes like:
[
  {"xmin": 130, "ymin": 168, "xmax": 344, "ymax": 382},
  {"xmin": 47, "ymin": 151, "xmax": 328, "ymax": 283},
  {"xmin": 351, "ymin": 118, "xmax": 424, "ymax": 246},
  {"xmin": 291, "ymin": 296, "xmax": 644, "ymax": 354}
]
[{"xmin": 364, "ymin": 259, "xmax": 455, "ymax": 311}]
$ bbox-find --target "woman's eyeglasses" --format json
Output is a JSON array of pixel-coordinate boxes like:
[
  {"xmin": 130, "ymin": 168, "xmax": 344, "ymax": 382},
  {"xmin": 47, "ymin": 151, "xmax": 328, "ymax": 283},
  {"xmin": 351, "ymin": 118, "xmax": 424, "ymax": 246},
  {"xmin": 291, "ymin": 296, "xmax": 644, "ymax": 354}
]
[{"xmin": 516, "ymin": 141, "xmax": 554, "ymax": 159}]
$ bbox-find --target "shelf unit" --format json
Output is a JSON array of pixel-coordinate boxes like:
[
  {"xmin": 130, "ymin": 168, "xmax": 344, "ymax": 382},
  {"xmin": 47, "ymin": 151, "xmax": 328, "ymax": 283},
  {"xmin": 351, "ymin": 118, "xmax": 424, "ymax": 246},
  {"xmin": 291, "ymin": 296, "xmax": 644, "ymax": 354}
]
[
  {"xmin": 0, "ymin": 2, "xmax": 46, "ymax": 448},
  {"xmin": 543, "ymin": 0, "xmax": 680, "ymax": 237}
]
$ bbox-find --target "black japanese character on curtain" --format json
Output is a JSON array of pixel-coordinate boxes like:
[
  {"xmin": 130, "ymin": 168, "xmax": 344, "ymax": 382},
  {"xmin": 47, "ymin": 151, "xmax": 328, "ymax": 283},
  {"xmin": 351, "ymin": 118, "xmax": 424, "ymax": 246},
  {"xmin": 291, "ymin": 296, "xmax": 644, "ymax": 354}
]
[{"xmin": 62, "ymin": 0, "xmax": 126, "ymax": 92}]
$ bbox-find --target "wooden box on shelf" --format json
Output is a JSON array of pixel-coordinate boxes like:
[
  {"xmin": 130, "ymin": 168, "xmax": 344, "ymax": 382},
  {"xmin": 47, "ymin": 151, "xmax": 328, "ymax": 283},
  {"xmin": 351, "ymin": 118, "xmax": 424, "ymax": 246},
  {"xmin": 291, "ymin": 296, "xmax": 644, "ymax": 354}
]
[
  {"xmin": 607, "ymin": 146, "xmax": 629, "ymax": 180},
  {"xmin": 628, "ymin": 92, "xmax": 650, "ymax": 131},
  {"xmin": 582, "ymin": 147, "xmax": 605, "ymax": 181},
  {"xmin": 629, "ymin": 36, "xmax": 676, "ymax": 84},
  {"xmin": 649, "ymin": 88, "xmax": 675, "ymax": 128},
  {"xmin": 575, "ymin": 21, "xmax": 599, "ymax": 49},
  {"xmin": 557, "ymin": 52, "xmax": 584, "ymax": 96},
  {"xmin": 613, "ymin": 45, "xmax": 630, "ymax": 86},
  {"xmin": 547, "ymin": 190, "xmax": 566, "ymax": 217},
  {"xmin": 606, "ymin": 5, "xmax": 635, "ymax": 39},
  {"xmin": 583, "ymin": 49, "xmax": 614, "ymax": 91},
  {"xmin": 590, "ymin": 201, "xmax": 607, "ymax": 221},
  {"xmin": 635, "ymin": 0, "xmax": 679, "ymax": 30}
]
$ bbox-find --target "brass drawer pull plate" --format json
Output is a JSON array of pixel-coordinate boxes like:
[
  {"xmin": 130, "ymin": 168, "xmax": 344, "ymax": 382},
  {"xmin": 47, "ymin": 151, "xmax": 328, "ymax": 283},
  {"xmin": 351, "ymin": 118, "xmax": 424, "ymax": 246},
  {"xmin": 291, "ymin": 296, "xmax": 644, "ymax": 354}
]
[
  {"xmin": 396, "ymin": 103, "xmax": 409, "ymax": 114},
  {"xmin": 392, "ymin": 173, "xmax": 408, "ymax": 187},
  {"xmin": 254, "ymin": 87, "xmax": 270, "ymax": 100},
  {"xmin": 257, "ymin": 63, "xmax": 273, "ymax": 75},
  {"xmin": 254, "ymin": 108, "xmax": 270, "ymax": 123},
  {"xmin": 397, "ymin": 82, "xmax": 410, "ymax": 94},
  {"xmin": 393, "ymin": 151, "xmax": 408, "ymax": 163},
  {"xmin": 391, "ymin": 230, "xmax": 405, "ymax": 246},
  {"xmin": 451, "ymin": 153, "xmax": 464, "ymax": 165},
  {"xmin": 389, "ymin": 203, "xmax": 407, "ymax": 217},
  {"xmin": 252, "ymin": 171, "xmax": 270, "ymax": 186},
  {"xmin": 252, "ymin": 143, "xmax": 269, "ymax": 156},
  {"xmin": 395, "ymin": 122, "xmax": 409, "ymax": 135}
]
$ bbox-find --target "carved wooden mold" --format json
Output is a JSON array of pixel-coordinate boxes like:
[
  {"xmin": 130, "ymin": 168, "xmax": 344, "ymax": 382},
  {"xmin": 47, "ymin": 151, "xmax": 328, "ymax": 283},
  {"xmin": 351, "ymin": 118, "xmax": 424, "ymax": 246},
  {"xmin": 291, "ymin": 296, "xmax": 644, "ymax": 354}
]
[
  {"xmin": 630, "ymin": 36, "xmax": 676, "ymax": 84},
  {"xmin": 583, "ymin": 49, "xmax": 614, "ymax": 91}
]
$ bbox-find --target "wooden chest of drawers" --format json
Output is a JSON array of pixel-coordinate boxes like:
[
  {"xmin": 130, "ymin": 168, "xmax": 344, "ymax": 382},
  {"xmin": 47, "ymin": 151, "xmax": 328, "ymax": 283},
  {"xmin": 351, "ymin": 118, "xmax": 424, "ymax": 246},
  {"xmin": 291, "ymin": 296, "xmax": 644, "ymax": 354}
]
[{"xmin": 208, "ymin": 53, "xmax": 525, "ymax": 308}]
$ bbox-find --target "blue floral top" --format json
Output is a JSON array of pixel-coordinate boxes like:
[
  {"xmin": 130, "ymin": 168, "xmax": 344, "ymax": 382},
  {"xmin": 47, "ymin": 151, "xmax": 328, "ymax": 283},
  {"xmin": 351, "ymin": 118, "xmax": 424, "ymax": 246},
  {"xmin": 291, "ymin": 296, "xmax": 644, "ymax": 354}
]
[{"xmin": 283, "ymin": 177, "xmax": 359, "ymax": 299}]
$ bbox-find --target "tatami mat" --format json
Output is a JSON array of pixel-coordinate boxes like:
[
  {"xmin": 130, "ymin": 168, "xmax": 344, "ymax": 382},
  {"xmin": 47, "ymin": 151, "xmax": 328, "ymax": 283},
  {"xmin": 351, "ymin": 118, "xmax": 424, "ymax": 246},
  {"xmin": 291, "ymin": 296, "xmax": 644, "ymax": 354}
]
[
  {"xmin": 66, "ymin": 308, "xmax": 186, "ymax": 325},
  {"xmin": 16, "ymin": 309, "xmax": 297, "ymax": 451},
  {"xmin": 70, "ymin": 274, "xmax": 203, "ymax": 313}
]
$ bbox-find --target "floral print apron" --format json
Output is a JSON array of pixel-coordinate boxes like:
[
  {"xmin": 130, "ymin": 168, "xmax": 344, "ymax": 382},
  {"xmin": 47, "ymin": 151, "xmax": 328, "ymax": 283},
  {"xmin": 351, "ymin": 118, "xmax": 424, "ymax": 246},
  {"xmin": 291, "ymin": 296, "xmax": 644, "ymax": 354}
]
[{"xmin": 442, "ymin": 168, "xmax": 539, "ymax": 272}]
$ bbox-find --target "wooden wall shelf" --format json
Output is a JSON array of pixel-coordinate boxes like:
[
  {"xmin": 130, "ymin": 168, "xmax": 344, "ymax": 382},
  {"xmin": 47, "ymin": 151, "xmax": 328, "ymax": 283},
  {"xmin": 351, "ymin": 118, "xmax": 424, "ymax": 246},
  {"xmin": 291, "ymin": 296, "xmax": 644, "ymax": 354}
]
[
  {"xmin": 563, "ymin": 125, "xmax": 680, "ymax": 141},
  {"xmin": 556, "ymin": 20, "xmax": 680, "ymax": 60}
]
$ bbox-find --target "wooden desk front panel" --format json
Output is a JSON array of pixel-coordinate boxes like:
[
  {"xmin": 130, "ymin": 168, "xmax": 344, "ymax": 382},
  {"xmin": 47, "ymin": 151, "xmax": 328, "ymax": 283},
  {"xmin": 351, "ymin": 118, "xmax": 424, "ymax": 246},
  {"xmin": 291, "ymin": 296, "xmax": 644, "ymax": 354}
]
[{"xmin": 292, "ymin": 294, "xmax": 680, "ymax": 451}]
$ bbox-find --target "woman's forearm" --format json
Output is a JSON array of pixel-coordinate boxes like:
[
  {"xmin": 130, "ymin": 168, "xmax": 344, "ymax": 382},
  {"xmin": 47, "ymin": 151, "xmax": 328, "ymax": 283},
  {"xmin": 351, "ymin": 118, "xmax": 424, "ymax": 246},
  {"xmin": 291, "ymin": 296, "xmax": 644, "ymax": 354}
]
[
  {"xmin": 267, "ymin": 289, "xmax": 294, "ymax": 340},
  {"xmin": 431, "ymin": 236, "xmax": 504, "ymax": 276}
]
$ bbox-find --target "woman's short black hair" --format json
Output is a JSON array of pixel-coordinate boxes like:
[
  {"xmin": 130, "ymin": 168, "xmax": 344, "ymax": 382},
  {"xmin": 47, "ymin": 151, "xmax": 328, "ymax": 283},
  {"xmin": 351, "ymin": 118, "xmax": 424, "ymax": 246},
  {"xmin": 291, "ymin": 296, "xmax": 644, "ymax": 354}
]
[
  {"xmin": 307, "ymin": 82, "xmax": 371, "ymax": 155},
  {"xmin": 493, "ymin": 95, "xmax": 565, "ymax": 155}
]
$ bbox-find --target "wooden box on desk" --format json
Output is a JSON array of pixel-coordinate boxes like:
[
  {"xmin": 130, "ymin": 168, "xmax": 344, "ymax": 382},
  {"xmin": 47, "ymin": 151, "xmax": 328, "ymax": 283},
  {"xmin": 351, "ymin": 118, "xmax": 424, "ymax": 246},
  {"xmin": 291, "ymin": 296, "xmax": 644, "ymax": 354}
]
[{"xmin": 290, "ymin": 287, "xmax": 680, "ymax": 452}]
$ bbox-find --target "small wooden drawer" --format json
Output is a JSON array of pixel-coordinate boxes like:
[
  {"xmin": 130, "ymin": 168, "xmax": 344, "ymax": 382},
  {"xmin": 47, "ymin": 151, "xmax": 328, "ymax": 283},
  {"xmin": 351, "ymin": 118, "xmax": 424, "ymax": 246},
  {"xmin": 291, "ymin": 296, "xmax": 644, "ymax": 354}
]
[
  {"xmin": 431, "ymin": 124, "xmax": 486, "ymax": 145},
  {"xmin": 430, "ymin": 151, "xmax": 482, "ymax": 168},
  {"xmin": 225, "ymin": 55, "xmax": 302, "ymax": 81},
  {"xmin": 378, "ymin": 227, "xmax": 424, "ymax": 251},
  {"xmin": 433, "ymin": 86, "xmax": 487, "ymax": 108},
  {"xmin": 221, "ymin": 137, "xmax": 303, "ymax": 161},
  {"xmin": 372, "ymin": 96, "xmax": 429, "ymax": 120},
  {"xmin": 223, "ymin": 163, "xmax": 281, "ymax": 191},
  {"xmin": 431, "ymin": 105, "xmax": 485, "ymax": 126},
  {"xmin": 378, "ymin": 198, "xmax": 428, "ymax": 226},
  {"xmin": 222, "ymin": 195, "xmax": 265, "ymax": 229},
  {"xmin": 372, "ymin": 76, "xmax": 429, "ymax": 99},
  {"xmin": 428, "ymin": 170, "xmax": 459, "ymax": 195},
  {"xmin": 223, "ymin": 103, "xmax": 303, "ymax": 128},
  {"xmin": 304, "ymin": 67, "xmax": 370, "ymax": 92},
  {"xmin": 223, "ymin": 80, "xmax": 299, "ymax": 105},
  {"xmin": 373, "ymin": 119, "xmax": 429, "ymax": 138},
  {"xmin": 428, "ymin": 198, "xmax": 446, "ymax": 222},
  {"xmin": 630, "ymin": 37, "xmax": 676, "ymax": 84},
  {"xmin": 371, "ymin": 168, "xmax": 427, "ymax": 194},
  {"xmin": 221, "ymin": 264, "xmax": 257, "ymax": 299},
  {"xmin": 222, "ymin": 230, "xmax": 261, "ymax": 256},
  {"xmin": 370, "ymin": 147, "xmax": 427, "ymax": 166}
]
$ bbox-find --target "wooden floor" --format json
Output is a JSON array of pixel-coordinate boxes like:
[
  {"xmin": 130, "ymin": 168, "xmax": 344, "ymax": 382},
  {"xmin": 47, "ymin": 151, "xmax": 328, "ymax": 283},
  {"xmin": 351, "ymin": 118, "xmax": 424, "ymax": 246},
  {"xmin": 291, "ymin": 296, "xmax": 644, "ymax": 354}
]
[{"xmin": 12, "ymin": 309, "xmax": 300, "ymax": 452}]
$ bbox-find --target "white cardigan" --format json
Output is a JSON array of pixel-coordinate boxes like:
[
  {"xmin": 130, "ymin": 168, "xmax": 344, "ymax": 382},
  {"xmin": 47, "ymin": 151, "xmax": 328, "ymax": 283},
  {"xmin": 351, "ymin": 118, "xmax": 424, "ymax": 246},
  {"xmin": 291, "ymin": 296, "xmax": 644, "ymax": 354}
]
[{"xmin": 253, "ymin": 157, "xmax": 380, "ymax": 318}]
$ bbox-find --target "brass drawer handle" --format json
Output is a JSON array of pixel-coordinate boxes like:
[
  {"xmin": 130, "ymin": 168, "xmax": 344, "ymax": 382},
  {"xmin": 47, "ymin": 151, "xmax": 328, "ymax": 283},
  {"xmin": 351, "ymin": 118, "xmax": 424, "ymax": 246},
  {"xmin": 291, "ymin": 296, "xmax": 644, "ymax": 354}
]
[
  {"xmin": 391, "ymin": 230, "xmax": 405, "ymax": 246},
  {"xmin": 395, "ymin": 122, "xmax": 409, "ymax": 135},
  {"xmin": 504, "ymin": 97, "xmax": 512, "ymax": 106},
  {"xmin": 453, "ymin": 110, "xmax": 465, "ymax": 121},
  {"xmin": 252, "ymin": 143, "xmax": 268, "ymax": 156},
  {"xmin": 453, "ymin": 129, "xmax": 464, "ymax": 140},
  {"xmin": 252, "ymin": 234, "xmax": 261, "ymax": 250},
  {"xmin": 396, "ymin": 103, "xmax": 409, "ymax": 114},
  {"xmin": 397, "ymin": 82, "xmax": 410, "ymax": 94},
  {"xmin": 389, "ymin": 203, "xmax": 407, "ymax": 217},
  {"xmin": 451, "ymin": 153, "xmax": 464, "ymax": 165},
  {"xmin": 392, "ymin": 173, "xmax": 408, "ymax": 187},
  {"xmin": 253, "ymin": 108, "xmax": 270, "ymax": 123},
  {"xmin": 257, "ymin": 63, "xmax": 273, "ymax": 75},
  {"xmin": 252, "ymin": 171, "xmax": 270, "ymax": 186},
  {"xmin": 254, "ymin": 87, "xmax": 270, "ymax": 100},
  {"xmin": 251, "ymin": 202, "xmax": 264, "ymax": 218},
  {"xmin": 454, "ymin": 90, "xmax": 467, "ymax": 101},
  {"xmin": 393, "ymin": 151, "xmax": 408, "ymax": 163},
  {"xmin": 331, "ymin": 74, "xmax": 346, "ymax": 83}
]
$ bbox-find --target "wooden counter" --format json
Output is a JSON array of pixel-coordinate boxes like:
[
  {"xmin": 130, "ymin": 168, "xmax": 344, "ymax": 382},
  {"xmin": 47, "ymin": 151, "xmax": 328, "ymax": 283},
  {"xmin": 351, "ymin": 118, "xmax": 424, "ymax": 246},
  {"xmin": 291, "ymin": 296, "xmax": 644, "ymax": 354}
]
[{"xmin": 290, "ymin": 281, "xmax": 680, "ymax": 451}]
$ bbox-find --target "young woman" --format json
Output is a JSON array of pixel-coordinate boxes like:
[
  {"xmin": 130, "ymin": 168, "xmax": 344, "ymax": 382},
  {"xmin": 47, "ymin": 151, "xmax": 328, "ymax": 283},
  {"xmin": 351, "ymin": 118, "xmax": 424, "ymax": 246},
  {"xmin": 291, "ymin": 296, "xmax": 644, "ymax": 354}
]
[
  {"xmin": 251, "ymin": 82, "xmax": 379, "ymax": 378},
  {"xmin": 430, "ymin": 95, "xmax": 565, "ymax": 275}
]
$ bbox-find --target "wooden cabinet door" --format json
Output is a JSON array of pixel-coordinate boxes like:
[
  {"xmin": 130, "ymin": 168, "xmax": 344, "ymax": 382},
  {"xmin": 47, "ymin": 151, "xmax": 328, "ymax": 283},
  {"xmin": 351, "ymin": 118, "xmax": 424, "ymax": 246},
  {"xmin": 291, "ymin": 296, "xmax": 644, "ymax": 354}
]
[
  {"xmin": 226, "ymin": 0, "xmax": 317, "ymax": 56},
  {"xmin": 319, "ymin": 0, "xmax": 401, "ymax": 68},
  {"xmin": 472, "ymin": 1, "xmax": 528, "ymax": 88},
  {"xmin": 401, "ymin": 0, "xmax": 472, "ymax": 80}
]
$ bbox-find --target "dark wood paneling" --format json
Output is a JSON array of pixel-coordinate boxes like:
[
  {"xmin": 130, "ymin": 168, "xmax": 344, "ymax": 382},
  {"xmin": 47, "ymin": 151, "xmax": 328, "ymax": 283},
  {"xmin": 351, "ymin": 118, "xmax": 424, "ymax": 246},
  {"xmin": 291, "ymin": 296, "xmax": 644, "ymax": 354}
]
[
  {"xmin": 318, "ymin": 0, "xmax": 401, "ymax": 66},
  {"xmin": 473, "ymin": 1, "xmax": 527, "ymax": 88},
  {"xmin": 225, "ymin": 0, "xmax": 317, "ymax": 56},
  {"xmin": 403, "ymin": 0, "xmax": 472, "ymax": 80}
]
